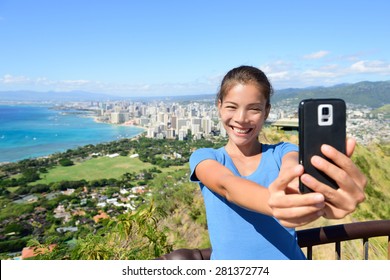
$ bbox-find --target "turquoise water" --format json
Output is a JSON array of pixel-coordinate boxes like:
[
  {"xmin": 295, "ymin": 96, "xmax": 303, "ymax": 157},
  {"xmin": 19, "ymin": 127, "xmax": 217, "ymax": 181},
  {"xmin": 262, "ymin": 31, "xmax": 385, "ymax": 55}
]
[{"xmin": 0, "ymin": 104, "xmax": 145, "ymax": 163}]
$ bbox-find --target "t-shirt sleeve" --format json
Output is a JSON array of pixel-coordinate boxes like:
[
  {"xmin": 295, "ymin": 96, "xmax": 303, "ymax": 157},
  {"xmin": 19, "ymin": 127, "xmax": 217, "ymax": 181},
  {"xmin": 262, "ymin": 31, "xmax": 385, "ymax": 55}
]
[
  {"xmin": 273, "ymin": 142, "xmax": 299, "ymax": 167},
  {"xmin": 279, "ymin": 142, "xmax": 299, "ymax": 155},
  {"xmin": 189, "ymin": 148, "xmax": 217, "ymax": 182}
]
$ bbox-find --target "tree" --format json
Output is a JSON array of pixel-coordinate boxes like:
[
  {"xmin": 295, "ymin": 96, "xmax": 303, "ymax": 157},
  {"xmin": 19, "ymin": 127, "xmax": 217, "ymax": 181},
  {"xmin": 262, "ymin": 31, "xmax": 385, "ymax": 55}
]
[
  {"xmin": 58, "ymin": 158, "xmax": 74, "ymax": 167},
  {"xmin": 71, "ymin": 234, "xmax": 113, "ymax": 260},
  {"xmin": 68, "ymin": 202, "xmax": 172, "ymax": 260},
  {"xmin": 21, "ymin": 168, "xmax": 40, "ymax": 182}
]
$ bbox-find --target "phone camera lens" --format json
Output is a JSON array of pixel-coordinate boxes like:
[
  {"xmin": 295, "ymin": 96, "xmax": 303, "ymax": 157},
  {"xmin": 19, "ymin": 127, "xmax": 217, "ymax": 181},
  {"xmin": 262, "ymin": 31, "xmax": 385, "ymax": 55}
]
[{"xmin": 322, "ymin": 107, "xmax": 329, "ymax": 115}]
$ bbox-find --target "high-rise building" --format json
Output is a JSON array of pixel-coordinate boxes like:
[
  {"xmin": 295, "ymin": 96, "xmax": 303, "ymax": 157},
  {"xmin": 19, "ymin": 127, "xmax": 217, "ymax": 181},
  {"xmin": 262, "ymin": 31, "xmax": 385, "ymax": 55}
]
[{"xmin": 202, "ymin": 117, "xmax": 212, "ymax": 135}]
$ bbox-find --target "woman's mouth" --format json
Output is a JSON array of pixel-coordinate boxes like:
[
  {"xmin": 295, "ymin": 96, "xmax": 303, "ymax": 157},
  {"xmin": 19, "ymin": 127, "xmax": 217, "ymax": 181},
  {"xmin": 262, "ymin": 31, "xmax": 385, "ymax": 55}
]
[{"xmin": 232, "ymin": 127, "xmax": 252, "ymax": 134}]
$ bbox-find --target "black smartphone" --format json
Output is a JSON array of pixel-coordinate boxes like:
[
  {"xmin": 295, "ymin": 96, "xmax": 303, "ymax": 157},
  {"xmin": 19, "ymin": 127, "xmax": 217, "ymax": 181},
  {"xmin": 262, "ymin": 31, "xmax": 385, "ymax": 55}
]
[{"xmin": 298, "ymin": 98, "xmax": 346, "ymax": 193}]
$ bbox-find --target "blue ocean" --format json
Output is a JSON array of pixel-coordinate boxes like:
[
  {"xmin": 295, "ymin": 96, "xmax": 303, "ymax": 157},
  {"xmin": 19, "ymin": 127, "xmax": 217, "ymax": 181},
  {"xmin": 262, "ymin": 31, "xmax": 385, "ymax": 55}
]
[{"xmin": 0, "ymin": 104, "xmax": 145, "ymax": 163}]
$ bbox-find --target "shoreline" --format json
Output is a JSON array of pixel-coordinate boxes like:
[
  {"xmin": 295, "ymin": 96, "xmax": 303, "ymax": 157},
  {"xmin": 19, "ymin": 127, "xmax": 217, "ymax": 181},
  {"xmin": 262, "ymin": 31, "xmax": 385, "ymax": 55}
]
[
  {"xmin": 0, "ymin": 128, "xmax": 146, "ymax": 165},
  {"xmin": 0, "ymin": 107, "xmax": 147, "ymax": 164},
  {"xmin": 92, "ymin": 116, "xmax": 147, "ymax": 131}
]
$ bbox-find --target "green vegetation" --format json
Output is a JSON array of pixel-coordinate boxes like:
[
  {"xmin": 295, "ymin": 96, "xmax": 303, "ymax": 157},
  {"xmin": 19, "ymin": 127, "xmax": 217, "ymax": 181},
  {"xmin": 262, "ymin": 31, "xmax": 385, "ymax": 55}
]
[
  {"xmin": 372, "ymin": 104, "xmax": 390, "ymax": 118},
  {"xmin": 352, "ymin": 142, "xmax": 390, "ymax": 220},
  {"xmin": 0, "ymin": 131, "xmax": 389, "ymax": 260},
  {"xmin": 298, "ymin": 140, "xmax": 390, "ymax": 260},
  {"xmin": 273, "ymin": 80, "xmax": 390, "ymax": 108},
  {"xmin": 35, "ymin": 156, "xmax": 156, "ymax": 184},
  {"xmin": 0, "ymin": 135, "xmax": 213, "ymax": 259},
  {"xmin": 58, "ymin": 158, "xmax": 74, "ymax": 167}
]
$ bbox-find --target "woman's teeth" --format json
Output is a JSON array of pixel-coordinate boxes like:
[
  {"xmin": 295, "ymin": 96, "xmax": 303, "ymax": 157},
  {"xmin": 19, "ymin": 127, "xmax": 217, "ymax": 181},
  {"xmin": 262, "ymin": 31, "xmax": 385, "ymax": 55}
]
[{"xmin": 233, "ymin": 127, "xmax": 251, "ymax": 134}]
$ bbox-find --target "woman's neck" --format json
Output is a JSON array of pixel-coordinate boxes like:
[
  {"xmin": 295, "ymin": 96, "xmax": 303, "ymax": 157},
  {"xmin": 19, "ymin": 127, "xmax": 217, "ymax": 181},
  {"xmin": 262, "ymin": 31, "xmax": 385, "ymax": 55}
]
[{"xmin": 225, "ymin": 141, "xmax": 262, "ymax": 157}]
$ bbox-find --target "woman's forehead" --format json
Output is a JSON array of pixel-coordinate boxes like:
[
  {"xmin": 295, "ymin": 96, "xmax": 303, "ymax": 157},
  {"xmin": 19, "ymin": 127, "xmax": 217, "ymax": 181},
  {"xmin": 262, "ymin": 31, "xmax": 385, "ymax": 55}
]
[{"xmin": 224, "ymin": 84, "xmax": 267, "ymax": 101}]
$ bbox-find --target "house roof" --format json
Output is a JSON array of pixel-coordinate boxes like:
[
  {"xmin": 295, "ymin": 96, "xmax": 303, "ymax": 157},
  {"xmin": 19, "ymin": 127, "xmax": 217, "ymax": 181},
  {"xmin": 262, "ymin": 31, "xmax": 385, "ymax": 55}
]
[
  {"xmin": 93, "ymin": 211, "xmax": 109, "ymax": 223},
  {"xmin": 21, "ymin": 244, "xmax": 56, "ymax": 259}
]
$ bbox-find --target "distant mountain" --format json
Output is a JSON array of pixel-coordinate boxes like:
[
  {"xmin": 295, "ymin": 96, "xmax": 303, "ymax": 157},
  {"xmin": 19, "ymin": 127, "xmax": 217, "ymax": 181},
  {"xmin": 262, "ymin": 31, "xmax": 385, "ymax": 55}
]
[
  {"xmin": 1, "ymin": 80, "xmax": 389, "ymax": 107},
  {"xmin": 0, "ymin": 90, "xmax": 218, "ymax": 103},
  {"xmin": 0, "ymin": 90, "xmax": 123, "ymax": 102},
  {"xmin": 273, "ymin": 81, "xmax": 390, "ymax": 108}
]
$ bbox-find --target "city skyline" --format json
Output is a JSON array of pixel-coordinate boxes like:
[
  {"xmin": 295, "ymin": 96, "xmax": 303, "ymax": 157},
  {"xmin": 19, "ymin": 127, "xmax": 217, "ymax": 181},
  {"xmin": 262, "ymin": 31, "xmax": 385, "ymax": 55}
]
[{"xmin": 1, "ymin": 0, "xmax": 390, "ymax": 97}]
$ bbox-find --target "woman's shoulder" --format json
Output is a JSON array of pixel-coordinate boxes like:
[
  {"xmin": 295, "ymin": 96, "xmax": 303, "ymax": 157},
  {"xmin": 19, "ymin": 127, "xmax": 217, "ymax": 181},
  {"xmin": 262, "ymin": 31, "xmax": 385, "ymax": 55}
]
[
  {"xmin": 263, "ymin": 141, "xmax": 297, "ymax": 148},
  {"xmin": 190, "ymin": 147, "xmax": 224, "ymax": 158},
  {"xmin": 262, "ymin": 142, "xmax": 298, "ymax": 154},
  {"xmin": 189, "ymin": 147, "xmax": 226, "ymax": 174},
  {"xmin": 190, "ymin": 147, "xmax": 228, "ymax": 164}
]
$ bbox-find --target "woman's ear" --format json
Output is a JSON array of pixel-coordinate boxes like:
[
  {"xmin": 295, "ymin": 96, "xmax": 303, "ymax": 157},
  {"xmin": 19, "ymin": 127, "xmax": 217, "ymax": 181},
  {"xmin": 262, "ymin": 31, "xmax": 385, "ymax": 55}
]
[
  {"xmin": 217, "ymin": 99, "xmax": 222, "ymax": 117},
  {"xmin": 264, "ymin": 104, "xmax": 271, "ymax": 121}
]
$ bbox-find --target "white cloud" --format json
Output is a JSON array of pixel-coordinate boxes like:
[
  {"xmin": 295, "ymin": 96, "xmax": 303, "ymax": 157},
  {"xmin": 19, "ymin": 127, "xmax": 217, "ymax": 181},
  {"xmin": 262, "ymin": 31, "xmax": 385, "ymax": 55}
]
[
  {"xmin": 1, "ymin": 74, "xmax": 31, "ymax": 84},
  {"xmin": 268, "ymin": 71, "xmax": 289, "ymax": 80},
  {"xmin": 303, "ymin": 50, "xmax": 330, "ymax": 59},
  {"xmin": 2, "ymin": 57, "xmax": 389, "ymax": 95},
  {"xmin": 350, "ymin": 60, "xmax": 390, "ymax": 74},
  {"xmin": 260, "ymin": 61, "xmax": 293, "ymax": 80},
  {"xmin": 303, "ymin": 69, "xmax": 338, "ymax": 78},
  {"xmin": 261, "ymin": 60, "xmax": 292, "ymax": 72},
  {"xmin": 62, "ymin": 79, "xmax": 90, "ymax": 86}
]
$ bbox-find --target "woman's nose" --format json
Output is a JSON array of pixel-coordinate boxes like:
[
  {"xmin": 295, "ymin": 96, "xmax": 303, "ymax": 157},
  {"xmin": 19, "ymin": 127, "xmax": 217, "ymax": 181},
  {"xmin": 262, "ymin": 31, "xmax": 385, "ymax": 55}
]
[{"xmin": 233, "ymin": 109, "xmax": 247, "ymax": 123}]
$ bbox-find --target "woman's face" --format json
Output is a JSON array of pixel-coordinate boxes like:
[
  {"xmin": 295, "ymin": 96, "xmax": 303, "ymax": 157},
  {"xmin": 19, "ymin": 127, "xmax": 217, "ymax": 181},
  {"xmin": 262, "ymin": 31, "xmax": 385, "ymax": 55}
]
[{"xmin": 218, "ymin": 83, "xmax": 270, "ymax": 148}]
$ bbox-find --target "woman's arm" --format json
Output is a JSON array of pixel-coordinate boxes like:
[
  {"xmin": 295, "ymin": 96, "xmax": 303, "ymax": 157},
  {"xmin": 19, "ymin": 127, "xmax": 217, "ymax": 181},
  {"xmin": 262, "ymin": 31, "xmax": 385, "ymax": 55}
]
[
  {"xmin": 194, "ymin": 154, "xmax": 326, "ymax": 227},
  {"xmin": 194, "ymin": 158, "xmax": 274, "ymax": 215}
]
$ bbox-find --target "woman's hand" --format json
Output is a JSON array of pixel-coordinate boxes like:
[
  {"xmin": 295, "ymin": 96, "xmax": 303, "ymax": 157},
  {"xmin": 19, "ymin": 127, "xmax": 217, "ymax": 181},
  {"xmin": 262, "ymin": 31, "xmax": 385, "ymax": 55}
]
[
  {"xmin": 299, "ymin": 138, "xmax": 367, "ymax": 219},
  {"xmin": 268, "ymin": 164, "xmax": 326, "ymax": 228}
]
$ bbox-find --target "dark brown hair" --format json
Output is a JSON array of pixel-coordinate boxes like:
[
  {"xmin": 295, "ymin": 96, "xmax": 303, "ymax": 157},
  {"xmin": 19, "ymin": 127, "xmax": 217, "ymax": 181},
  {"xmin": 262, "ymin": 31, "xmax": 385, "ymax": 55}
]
[{"xmin": 216, "ymin": 65, "xmax": 273, "ymax": 106}]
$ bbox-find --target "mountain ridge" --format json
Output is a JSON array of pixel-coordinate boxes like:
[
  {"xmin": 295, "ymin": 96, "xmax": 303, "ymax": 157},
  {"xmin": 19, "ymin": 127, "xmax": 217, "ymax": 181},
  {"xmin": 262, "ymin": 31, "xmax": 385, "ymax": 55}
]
[
  {"xmin": 1, "ymin": 80, "xmax": 389, "ymax": 107},
  {"xmin": 273, "ymin": 80, "xmax": 390, "ymax": 108}
]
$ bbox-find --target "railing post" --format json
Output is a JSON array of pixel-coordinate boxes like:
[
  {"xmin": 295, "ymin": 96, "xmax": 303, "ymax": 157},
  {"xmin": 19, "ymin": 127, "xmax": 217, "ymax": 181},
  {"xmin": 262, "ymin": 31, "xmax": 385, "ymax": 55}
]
[
  {"xmin": 306, "ymin": 246, "xmax": 312, "ymax": 260},
  {"xmin": 335, "ymin": 241, "xmax": 341, "ymax": 260},
  {"xmin": 158, "ymin": 220, "xmax": 390, "ymax": 260},
  {"xmin": 363, "ymin": 238, "xmax": 369, "ymax": 260}
]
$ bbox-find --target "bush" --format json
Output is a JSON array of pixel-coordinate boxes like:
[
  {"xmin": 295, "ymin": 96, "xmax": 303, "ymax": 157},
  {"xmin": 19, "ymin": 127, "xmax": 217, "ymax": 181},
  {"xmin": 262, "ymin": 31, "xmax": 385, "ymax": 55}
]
[
  {"xmin": 0, "ymin": 238, "xmax": 28, "ymax": 253},
  {"xmin": 58, "ymin": 158, "xmax": 74, "ymax": 167}
]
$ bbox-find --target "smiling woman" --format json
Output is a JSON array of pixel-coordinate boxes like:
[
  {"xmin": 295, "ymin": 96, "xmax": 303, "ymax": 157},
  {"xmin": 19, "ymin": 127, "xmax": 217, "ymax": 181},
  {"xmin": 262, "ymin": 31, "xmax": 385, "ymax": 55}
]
[
  {"xmin": 217, "ymin": 83, "xmax": 270, "ymax": 157},
  {"xmin": 189, "ymin": 65, "xmax": 367, "ymax": 260}
]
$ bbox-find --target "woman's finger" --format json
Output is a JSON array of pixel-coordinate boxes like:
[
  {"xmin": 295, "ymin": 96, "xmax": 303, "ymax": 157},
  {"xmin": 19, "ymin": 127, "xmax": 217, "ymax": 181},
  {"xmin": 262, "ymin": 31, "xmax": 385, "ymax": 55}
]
[
  {"xmin": 346, "ymin": 138, "xmax": 356, "ymax": 157},
  {"xmin": 320, "ymin": 144, "xmax": 367, "ymax": 188},
  {"xmin": 268, "ymin": 192, "xmax": 324, "ymax": 209},
  {"xmin": 300, "ymin": 171, "xmax": 365, "ymax": 217},
  {"xmin": 275, "ymin": 207, "xmax": 325, "ymax": 228},
  {"xmin": 310, "ymin": 155, "xmax": 356, "ymax": 193},
  {"xmin": 268, "ymin": 165, "xmax": 304, "ymax": 192}
]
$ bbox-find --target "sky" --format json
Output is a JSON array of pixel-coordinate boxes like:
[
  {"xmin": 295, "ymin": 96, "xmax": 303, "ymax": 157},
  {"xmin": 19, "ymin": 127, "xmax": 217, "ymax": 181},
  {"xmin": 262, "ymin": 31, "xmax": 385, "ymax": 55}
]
[{"xmin": 0, "ymin": 0, "xmax": 389, "ymax": 97}]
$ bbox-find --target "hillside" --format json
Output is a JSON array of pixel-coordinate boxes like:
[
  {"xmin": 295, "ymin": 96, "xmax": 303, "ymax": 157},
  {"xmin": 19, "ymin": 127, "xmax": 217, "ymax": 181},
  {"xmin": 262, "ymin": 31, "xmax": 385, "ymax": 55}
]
[
  {"xmin": 372, "ymin": 104, "xmax": 390, "ymax": 118},
  {"xmin": 273, "ymin": 80, "xmax": 390, "ymax": 108},
  {"xmin": 249, "ymin": 129, "xmax": 390, "ymax": 259},
  {"xmin": 0, "ymin": 131, "xmax": 388, "ymax": 260},
  {"xmin": 140, "ymin": 131, "xmax": 390, "ymax": 259}
]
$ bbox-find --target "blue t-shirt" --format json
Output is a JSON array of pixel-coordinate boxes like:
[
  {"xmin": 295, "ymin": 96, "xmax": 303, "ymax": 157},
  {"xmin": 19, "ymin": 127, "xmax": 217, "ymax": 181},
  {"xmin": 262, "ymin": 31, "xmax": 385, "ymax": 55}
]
[{"xmin": 189, "ymin": 142, "xmax": 306, "ymax": 260}]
